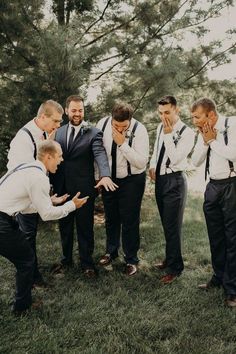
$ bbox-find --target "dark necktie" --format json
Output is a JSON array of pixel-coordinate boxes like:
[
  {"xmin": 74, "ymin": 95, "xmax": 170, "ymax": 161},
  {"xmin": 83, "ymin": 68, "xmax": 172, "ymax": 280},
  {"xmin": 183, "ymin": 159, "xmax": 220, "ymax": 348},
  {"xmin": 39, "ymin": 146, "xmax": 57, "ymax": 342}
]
[
  {"xmin": 43, "ymin": 132, "xmax": 47, "ymax": 140},
  {"xmin": 68, "ymin": 126, "xmax": 75, "ymax": 150},
  {"xmin": 111, "ymin": 140, "xmax": 117, "ymax": 180},
  {"xmin": 156, "ymin": 142, "xmax": 165, "ymax": 176},
  {"xmin": 205, "ymin": 147, "xmax": 211, "ymax": 180}
]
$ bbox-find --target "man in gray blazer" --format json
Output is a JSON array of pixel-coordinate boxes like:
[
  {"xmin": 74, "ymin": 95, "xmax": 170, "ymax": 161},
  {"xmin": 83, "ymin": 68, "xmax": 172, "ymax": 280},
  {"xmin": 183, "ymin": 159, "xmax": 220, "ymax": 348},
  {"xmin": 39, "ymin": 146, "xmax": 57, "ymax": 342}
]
[{"xmin": 51, "ymin": 95, "xmax": 117, "ymax": 277}]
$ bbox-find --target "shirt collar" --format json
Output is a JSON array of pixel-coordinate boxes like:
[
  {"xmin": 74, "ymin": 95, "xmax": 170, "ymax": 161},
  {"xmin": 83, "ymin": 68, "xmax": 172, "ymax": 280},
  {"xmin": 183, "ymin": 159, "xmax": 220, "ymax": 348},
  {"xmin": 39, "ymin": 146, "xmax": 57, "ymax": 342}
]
[
  {"xmin": 69, "ymin": 122, "xmax": 83, "ymax": 133},
  {"xmin": 214, "ymin": 115, "xmax": 224, "ymax": 130},
  {"xmin": 35, "ymin": 160, "xmax": 47, "ymax": 175},
  {"xmin": 32, "ymin": 118, "xmax": 46, "ymax": 137},
  {"xmin": 173, "ymin": 118, "xmax": 183, "ymax": 131}
]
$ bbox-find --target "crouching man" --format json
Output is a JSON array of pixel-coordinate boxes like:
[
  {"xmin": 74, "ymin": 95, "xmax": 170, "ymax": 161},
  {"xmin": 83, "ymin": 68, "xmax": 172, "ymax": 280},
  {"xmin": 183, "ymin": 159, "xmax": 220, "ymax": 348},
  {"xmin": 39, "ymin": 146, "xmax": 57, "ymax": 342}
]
[{"xmin": 0, "ymin": 140, "xmax": 88, "ymax": 315}]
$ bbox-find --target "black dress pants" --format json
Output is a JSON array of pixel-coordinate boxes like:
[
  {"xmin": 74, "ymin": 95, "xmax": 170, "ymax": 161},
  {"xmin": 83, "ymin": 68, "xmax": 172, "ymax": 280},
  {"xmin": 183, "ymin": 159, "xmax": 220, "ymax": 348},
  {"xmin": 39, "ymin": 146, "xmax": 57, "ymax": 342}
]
[
  {"xmin": 155, "ymin": 172, "xmax": 187, "ymax": 275},
  {"xmin": 59, "ymin": 196, "xmax": 95, "ymax": 270},
  {"xmin": 102, "ymin": 172, "xmax": 146, "ymax": 265},
  {"xmin": 16, "ymin": 213, "xmax": 41, "ymax": 282},
  {"xmin": 203, "ymin": 177, "xmax": 236, "ymax": 296},
  {"xmin": 0, "ymin": 212, "xmax": 34, "ymax": 311}
]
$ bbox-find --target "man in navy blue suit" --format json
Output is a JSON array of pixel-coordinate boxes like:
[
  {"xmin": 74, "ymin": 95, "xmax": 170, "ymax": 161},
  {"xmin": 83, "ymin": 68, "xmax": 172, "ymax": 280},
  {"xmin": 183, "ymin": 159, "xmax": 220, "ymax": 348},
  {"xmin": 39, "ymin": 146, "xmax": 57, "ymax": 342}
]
[{"xmin": 51, "ymin": 95, "xmax": 117, "ymax": 277}]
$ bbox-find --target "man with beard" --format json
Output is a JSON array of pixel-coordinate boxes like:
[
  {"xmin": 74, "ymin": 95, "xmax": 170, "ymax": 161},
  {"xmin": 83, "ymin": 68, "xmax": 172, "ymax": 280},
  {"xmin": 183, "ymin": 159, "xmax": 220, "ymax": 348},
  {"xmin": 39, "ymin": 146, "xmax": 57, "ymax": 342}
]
[{"xmin": 51, "ymin": 95, "xmax": 117, "ymax": 277}]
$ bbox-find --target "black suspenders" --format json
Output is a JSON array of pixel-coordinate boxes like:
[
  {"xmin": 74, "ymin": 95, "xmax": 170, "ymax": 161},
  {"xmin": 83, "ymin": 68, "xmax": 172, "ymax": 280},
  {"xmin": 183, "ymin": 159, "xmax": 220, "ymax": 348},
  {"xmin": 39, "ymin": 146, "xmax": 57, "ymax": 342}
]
[
  {"xmin": 223, "ymin": 117, "xmax": 235, "ymax": 176},
  {"xmin": 205, "ymin": 117, "xmax": 235, "ymax": 179},
  {"xmin": 0, "ymin": 164, "xmax": 43, "ymax": 187},
  {"xmin": 101, "ymin": 117, "xmax": 139, "ymax": 176},
  {"xmin": 156, "ymin": 124, "xmax": 186, "ymax": 173},
  {"xmin": 165, "ymin": 125, "xmax": 186, "ymax": 171},
  {"xmin": 21, "ymin": 127, "xmax": 37, "ymax": 159}
]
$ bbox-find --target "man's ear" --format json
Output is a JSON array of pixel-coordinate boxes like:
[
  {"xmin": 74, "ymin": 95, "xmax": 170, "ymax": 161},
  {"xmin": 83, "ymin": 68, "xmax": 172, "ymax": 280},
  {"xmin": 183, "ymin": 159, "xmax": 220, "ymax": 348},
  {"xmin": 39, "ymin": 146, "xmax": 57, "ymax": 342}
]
[
  {"xmin": 208, "ymin": 111, "xmax": 217, "ymax": 125},
  {"xmin": 65, "ymin": 107, "xmax": 68, "ymax": 115},
  {"xmin": 176, "ymin": 106, "xmax": 180, "ymax": 115}
]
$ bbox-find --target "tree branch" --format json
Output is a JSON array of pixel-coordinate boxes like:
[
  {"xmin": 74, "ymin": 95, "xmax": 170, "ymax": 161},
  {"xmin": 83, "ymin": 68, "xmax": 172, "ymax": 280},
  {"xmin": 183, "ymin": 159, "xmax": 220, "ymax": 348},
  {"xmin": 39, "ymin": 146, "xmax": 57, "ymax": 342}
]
[
  {"xmin": 81, "ymin": 15, "xmax": 137, "ymax": 48},
  {"xmin": 94, "ymin": 57, "xmax": 128, "ymax": 80},
  {"xmin": 77, "ymin": 0, "xmax": 112, "ymax": 43},
  {"xmin": 133, "ymin": 87, "xmax": 151, "ymax": 113},
  {"xmin": 179, "ymin": 42, "xmax": 236, "ymax": 86}
]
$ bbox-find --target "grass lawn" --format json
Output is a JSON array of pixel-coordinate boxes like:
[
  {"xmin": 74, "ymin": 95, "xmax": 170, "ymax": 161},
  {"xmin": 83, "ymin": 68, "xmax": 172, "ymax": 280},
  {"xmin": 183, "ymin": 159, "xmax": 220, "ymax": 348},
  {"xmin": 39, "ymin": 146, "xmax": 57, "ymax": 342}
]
[{"xmin": 1, "ymin": 185, "xmax": 236, "ymax": 354}]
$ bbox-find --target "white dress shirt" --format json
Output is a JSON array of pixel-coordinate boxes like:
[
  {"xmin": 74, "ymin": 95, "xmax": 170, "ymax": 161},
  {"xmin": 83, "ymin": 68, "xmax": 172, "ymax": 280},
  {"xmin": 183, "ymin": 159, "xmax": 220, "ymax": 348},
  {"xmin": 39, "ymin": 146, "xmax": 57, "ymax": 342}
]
[
  {"xmin": 96, "ymin": 117, "xmax": 149, "ymax": 179},
  {"xmin": 192, "ymin": 115, "xmax": 236, "ymax": 180},
  {"xmin": 149, "ymin": 119, "xmax": 195, "ymax": 175},
  {"xmin": 0, "ymin": 160, "xmax": 75, "ymax": 219},
  {"xmin": 7, "ymin": 119, "xmax": 46, "ymax": 170},
  {"xmin": 66, "ymin": 122, "xmax": 82, "ymax": 147}
]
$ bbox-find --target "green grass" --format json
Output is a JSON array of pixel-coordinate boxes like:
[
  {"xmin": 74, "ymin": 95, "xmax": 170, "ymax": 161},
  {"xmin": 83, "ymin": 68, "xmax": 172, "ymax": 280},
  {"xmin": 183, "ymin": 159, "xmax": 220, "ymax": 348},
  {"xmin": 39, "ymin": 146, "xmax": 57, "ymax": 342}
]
[{"xmin": 1, "ymin": 190, "xmax": 236, "ymax": 354}]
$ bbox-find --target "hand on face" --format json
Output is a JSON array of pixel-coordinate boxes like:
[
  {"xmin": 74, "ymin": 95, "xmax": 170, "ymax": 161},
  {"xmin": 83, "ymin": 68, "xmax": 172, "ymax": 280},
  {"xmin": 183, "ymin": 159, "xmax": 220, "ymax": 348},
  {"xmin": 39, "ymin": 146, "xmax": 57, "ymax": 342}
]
[
  {"xmin": 149, "ymin": 168, "xmax": 156, "ymax": 181},
  {"xmin": 162, "ymin": 117, "xmax": 173, "ymax": 134},
  {"xmin": 112, "ymin": 126, "xmax": 126, "ymax": 146},
  {"xmin": 201, "ymin": 122, "xmax": 217, "ymax": 144}
]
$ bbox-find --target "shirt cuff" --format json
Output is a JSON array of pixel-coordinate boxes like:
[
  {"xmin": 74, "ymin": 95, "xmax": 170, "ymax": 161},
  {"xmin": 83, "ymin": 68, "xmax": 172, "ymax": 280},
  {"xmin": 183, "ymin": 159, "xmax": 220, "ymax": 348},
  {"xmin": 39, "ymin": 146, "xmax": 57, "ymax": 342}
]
[
  {"xmin": 118, "ymin": 142, "xmax": 130, "ymax": 152},
  {"xmin": 65, "ymin": 200, "xmax": 76, "ymax": 212}
]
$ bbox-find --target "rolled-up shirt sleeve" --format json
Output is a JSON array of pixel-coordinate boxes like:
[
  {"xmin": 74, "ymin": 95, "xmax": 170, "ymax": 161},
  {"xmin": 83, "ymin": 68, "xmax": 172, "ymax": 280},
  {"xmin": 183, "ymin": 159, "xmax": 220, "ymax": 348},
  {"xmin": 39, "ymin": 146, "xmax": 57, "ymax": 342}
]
[{"xmin": 27, "ymin": 175, "xmax": 75, "ymax": 221}]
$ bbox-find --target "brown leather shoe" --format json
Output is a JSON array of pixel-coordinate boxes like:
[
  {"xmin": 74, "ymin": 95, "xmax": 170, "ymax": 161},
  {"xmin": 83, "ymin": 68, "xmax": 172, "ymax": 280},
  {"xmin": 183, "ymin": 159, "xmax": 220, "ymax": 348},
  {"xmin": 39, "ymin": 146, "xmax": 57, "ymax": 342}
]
[
  {"xmin": 160, "ymin": 274, "xmax": 178, "ymax": 284},
  {"xmin": 125, "ymin": 264, "xmax": 137, "ymax": 276},
  {"xmin": 99, "ymin": 254, "xmax": 112, "ymax": 266},
  {"xmin": 225, "ymin": 295, "xmax": 236, "ymax": 308},
  {"xmin": 83, "ymin": 269, "xmax": 97, "ymax": 278},
  {"xmin": 154, "ymin": 260, "xmax": 167, "ymax": 270},
  {"xmin": 32, "ymin": 279, "xmax": 49, "ymax": 290}
]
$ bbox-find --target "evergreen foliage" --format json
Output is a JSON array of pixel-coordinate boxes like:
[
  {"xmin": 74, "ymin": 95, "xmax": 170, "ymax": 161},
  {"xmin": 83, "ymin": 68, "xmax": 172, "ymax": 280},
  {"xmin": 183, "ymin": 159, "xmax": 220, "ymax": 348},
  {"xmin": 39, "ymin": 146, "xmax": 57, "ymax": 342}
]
[{"xmin": 0, "ymin": 0, "xmax": 236, "ymax": 171}]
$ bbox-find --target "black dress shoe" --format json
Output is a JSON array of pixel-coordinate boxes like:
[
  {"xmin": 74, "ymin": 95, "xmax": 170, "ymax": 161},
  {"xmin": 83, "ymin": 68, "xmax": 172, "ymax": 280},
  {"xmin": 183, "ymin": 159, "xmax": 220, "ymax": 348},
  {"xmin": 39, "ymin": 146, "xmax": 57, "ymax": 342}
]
[
  {"xmin": 198, "ymin": 280, "xmax": 221, "ymax": 290},
  {"xmin": 11, "ymin": 307, "xmax": 29, "ymax": 317},
  {"xmin": 225, "ymin": 295, "xmax": 236, "ymax": 308},
  {"xmin": 11, "ymin": 300, "xmax": 43, "ymax": 316}
]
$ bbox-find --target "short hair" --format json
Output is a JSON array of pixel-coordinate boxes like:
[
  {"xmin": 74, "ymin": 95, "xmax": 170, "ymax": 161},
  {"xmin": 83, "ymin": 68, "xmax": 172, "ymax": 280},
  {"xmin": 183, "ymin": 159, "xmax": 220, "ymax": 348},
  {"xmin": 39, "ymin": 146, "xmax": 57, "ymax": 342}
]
[
  {"xmin": 191, "ymin": 98, "xmax": 217, "ymax": 114},
  {"xmin": 37, "ymin": 100, "xmax": 64, "ymax": 117},
  {"xmin": 112, "ymin": 102, "xmax": 134, "ymax": 122},
  {"xmin": 158, "ymin": 95, "xmax": 177, "ymax": 107},
  {"xmin": 66, "ymin": 95, "xmax": 84, "ymax": 108},
  {"xmin": 37, "ymin": 140, "xmax": 61, "ymax": 161}
]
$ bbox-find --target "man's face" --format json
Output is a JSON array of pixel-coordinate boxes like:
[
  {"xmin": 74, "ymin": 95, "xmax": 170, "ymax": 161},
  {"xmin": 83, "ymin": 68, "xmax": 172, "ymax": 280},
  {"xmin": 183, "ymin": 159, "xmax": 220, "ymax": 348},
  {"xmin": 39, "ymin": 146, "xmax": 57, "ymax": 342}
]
[
  {"xmin": 191, "ymin": 106, "xmax": 211, "ymax": 129},
  {"xmin": 43, "ymin": 109, "xmax": 63, "ymax": 134},
  {"xmin": 112, "ymin": 119, "xmax": 130, "ymax": 133},
  {"xmin": 66, "ymin": 100, "xmax": 84, "ymax": 126},
  {"xmin": 158, "ymin": 103, "xmax": 178, "ymax": 125},
  {"xmin": 47, "ymin": 146, "xmax": 63, "ymax": 173}
]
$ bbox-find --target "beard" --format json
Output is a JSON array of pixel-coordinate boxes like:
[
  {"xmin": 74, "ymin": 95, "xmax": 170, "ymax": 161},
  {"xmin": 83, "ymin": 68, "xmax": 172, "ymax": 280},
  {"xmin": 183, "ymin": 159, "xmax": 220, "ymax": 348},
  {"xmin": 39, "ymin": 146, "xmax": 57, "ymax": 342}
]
[{"xmin": 69, "ymin": 115, "xmax": 83, "ymax": 126}]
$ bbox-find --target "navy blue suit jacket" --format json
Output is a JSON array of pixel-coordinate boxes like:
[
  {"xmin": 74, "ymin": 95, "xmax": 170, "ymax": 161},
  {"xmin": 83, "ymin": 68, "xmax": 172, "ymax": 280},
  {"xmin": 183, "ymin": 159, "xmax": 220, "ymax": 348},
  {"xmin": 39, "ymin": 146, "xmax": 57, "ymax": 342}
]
[{"xmin": 51, "ymin": 123, "xmax": 111, "ymax": 198}]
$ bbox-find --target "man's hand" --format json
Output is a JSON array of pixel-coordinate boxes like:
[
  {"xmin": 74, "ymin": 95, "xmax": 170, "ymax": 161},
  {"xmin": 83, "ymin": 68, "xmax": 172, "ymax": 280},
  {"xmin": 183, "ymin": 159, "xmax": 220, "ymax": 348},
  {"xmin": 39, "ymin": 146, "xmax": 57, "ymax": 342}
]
[
  {"xmin": 112, "ymin": 126, "xmax": 126, "ymax": 146},
  {"xmin": 149, "ymin": 168, "xmax": 156, "ymax": 181},
  {"xmin": 72, "ymin": 192, "xmax": 89, "ymax": 209},
  {"xmin": 51, "ymin": 193, "xmax": 70, "ymax": 205},
  {"xmin": 201, "ymin": 122, "xmax": 217, "ymax": 144},
  {"xmin": 162, "ymin": 117, "xmax": 173, "ymax": 134},
  {"xmin": 95, "ymin": 177, "xmax": 118, "ymax": 192}
]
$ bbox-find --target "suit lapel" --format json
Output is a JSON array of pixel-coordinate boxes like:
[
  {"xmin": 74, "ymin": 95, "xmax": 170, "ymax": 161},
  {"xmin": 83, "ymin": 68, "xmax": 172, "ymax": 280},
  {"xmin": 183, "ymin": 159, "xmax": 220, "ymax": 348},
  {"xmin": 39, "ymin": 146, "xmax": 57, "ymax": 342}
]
[{"xmin": 68, "ymin": 128, "xmax": 83, "ymax": 153}]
